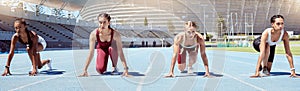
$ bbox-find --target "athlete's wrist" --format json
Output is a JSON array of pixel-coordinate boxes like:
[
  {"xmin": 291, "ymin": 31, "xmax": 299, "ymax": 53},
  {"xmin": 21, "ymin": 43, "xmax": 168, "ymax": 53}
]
[
  {"xmin": 124, "ymin": 67, "xmax": 129, "ymax": 70},
  {"xmin": 5, "ymin": 66, "xmax": 9, "ymax": 69},
  {"xmin": 291, "ymin": 68, "xmax": 295, "ymax": 71}
]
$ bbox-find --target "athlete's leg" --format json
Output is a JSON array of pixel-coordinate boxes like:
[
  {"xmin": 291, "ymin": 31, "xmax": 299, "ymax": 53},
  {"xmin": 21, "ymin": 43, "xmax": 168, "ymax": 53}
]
[
  {"xmin": 187, "ymin": 50, "xmax": 197, "ymax": 74},
  {"xmin": 109, "ymin": 46, "xmax": 119, "ymax": 75},
  {"xmin": 177, "ymin": 48, "xmax": 187, "ymax": 72},
  {"xmin": 109, "ymin": 47, "xmax": 118, "ymax": 67},
  {"xmin": 263, "ymin": 45, "xmax": 270, "ymax": 67},
  {"xmin": 262, "ymin": 44, "xmax": 270, "ymax": 75},
  {"xmin": 188, "ymin": 50, "xmax": 197, "ymax": 68},
  {"xmin": 27, "ymin": 47, "xmax": 38, "ymax": 75},
  {"xmin": 36, "ymin": 43, "xmax": 50, "ymax": 69},
  {"xmin": 27, "ymin": 48, "xmax": 35, "ymax": 70},
  {"xmin": 267, "ymin": 45, "xmax": 276, "ymax": 72},
  {"xmin": 96, "ymin": 49, "xmax": 109, "ymax": 74}
]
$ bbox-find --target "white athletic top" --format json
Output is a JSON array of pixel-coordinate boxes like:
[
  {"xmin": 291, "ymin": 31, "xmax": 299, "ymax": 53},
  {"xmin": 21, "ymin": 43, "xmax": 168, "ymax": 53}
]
[
  {"xmin": 266, "ymin": 28, "xmax": 284, "ymax": 46},
  {"xmin": 179, "ymin": 33, "xmax": 198, "ymax": 54}
]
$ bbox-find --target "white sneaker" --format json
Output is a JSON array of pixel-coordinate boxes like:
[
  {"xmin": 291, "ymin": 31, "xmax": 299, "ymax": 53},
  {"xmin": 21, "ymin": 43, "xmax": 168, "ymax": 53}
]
[
  {"xmin": 188, "ymin": 67, "xmax": 194, "ymax": 74},
  {"xmin": 111, "ymin": 68, "xmax": 119, "ymax": 75},
  {"xmin": 262, "ymin": 67, "xmax": 270, "ymax": 76},
  {"xmin": 46, "ymin": 58, "xmax": 52, "ymax": 71}
]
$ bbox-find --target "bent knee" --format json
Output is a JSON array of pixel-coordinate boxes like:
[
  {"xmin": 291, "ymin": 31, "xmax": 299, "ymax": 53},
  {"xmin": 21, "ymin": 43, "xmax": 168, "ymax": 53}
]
[
  {"xmin": 178, "ymin": 64, "xmax": 186, "ymax": 71},
  {"xmin": 96, "ymin": 67, "xmax": 105, "ymax": 74}
]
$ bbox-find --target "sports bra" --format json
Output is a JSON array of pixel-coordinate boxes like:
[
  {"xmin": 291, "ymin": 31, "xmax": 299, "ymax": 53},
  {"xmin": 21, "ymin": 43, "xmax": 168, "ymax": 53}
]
[
  {"xmin": 18, "ymin": 30, "xmax": 33, "ymax": 47},
  {"xmin": 179, "ymin": 33, "xmax": 198, "ymax": 54},
  {"xmin": 266, "ymin": 28, "xmax": 284, "ymax": 46},
  {"xmin": 96, "ymin": 29, "xmax": 114, "ymax": 51}
]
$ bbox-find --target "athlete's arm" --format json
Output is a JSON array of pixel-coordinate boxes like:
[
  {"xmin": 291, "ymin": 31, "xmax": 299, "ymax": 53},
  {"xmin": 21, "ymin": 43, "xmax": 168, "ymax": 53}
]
[
  {"xmin": 28, "ymin": 31, "xmax": 39, "ymax": 76},
  {"xmin": 251, "ymin": 29, "xmax": 269, "ymax": 77},
  {"xmin": 196, "ymin": 32, "xmax": 210, "ymax": 77},
  {"xmin": 282, "ymin": 31, "xmax": 297, "ymax": 77},
  {"xmin": 114, "ymin": 30, "xmax": 130, "ymax": 77},
  {"xmin": 2, "ymin": 34, "xmax": 18, "ymax": 76},
  {"xmin": 79, "ymin": 30, "xmax": 96, "ymax": 77},
  {"xmin": 165, "ymin": 34, "xmax": 182, "ymax": 77}
]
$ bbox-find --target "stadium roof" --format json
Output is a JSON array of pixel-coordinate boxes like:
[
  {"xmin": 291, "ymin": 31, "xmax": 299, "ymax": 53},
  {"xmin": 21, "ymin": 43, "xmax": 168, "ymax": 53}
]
[
  {"xmin": 22, "ymin": 0, "xmax": 87, "ymax": 11},
  {"xmin": 21, "ymin": 0, "xmax": 300, "ymax": 34}
]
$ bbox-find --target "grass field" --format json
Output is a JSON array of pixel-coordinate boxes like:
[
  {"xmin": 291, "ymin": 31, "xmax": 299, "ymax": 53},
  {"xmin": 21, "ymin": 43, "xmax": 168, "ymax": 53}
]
[
  {"xmin": 206, "ymin": 40, "xmax": 299, "ymax": 55},
  {"xmin": 207, "ymin": 46, "xmax": 300, "ymax": 55},
  {"xmin": 279, "ymin": 41, "xmax": 300, "ymax": 44}
]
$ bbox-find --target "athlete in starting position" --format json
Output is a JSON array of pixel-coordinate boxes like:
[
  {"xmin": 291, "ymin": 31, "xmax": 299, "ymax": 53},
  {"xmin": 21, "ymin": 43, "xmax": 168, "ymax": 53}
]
[
  {"xmin": 251, "ymin": 15, "xmax": 298, "ymax": 78},
  {"xmin": 2, "ymin": 18, "xmax": 52, "ymax": 76},
  {"xmin": 79, "ymin": 13, "xmax": 130, "ymax": 77},
  {"xmin": 165, "ymin": 21, "xmax": 210, "ymax": 78}
]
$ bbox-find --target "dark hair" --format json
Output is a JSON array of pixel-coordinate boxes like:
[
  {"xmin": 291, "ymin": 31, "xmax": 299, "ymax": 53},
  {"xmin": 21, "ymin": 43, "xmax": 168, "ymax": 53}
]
[
  {"xmin": 15, "ymin": 18, "xmax": 32, "ymax": 46},
  {"xmin": 270, "ymin": 15, "xmax": 284, "ymax": 23},
  {"xmin": 97, "ymin": 13, "xmax": 112, "ymax": 29},
  {"xmin": 14, "ymin": 18, "xmax": 29, "ymax": 31}
]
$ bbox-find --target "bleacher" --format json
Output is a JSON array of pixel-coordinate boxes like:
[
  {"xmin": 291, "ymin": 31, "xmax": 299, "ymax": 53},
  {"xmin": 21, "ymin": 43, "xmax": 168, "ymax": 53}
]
[
  {"xmin": 1, "ymin": 9, "xmax": 176, "ymax": 50},
  {"xmin": 0, "ymin": 14, "xmax": 85, "ymax": 49}
]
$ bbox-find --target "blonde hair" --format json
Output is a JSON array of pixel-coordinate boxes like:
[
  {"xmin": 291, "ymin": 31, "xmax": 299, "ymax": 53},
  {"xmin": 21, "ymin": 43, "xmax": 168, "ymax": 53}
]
[{"xmin": 185, "ymin": 21, "xmax": 197, "ymax": 28}]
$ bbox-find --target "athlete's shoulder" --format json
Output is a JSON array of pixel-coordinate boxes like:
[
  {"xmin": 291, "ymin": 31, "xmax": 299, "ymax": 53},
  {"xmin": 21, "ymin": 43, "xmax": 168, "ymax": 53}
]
[
  {"xmin": 29, "ymin": 30, "xmax": 37, "ymax": 36},
  {"xmin": 89, "ymin": 29, "xmax": 97, "ymax": 39},
  {"xmin": 12, "ymin": 33, "xmax": 19, "ymax": 39},
  {"xmin": 263, "ymin": 28, "xmax": 272, "ymax": 33},
  {"xmin": 282, "ymin": 30, "xmax": 289, "ymax": 39},
  {"xmin": 175, "ymin": 32, "xmax": 184, "ymax": 37},
  {"xmin": 262, "ymin": 28, "xmax": 271, "ymax": 36},
  {"xmin": 195, "ymin": 32, "xmax": 203, "ymax": 39},
  {"xmin": 112, "ymin": 29, "xmax": 120, "ymax": 35},
  {"xmin": 12, "ymin": 33, "xmax": 18, "ymax": 37},
  {"xmin": 90, "ymin": 28, "xmax": 98, "ymax": 35},
  {"xmin": 177, "ymin": 32, "xmax": 185, "ymax": 35}
]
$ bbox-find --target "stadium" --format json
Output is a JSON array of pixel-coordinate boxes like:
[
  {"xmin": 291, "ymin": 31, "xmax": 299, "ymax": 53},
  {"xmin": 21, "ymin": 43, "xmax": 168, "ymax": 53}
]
[
  {"xmin": 1, "ymin": 0, "xmax": 300, "ymax": 51},
  {"xmin": 1, "ymin": 0, "xmax": 300, "ymax": 91}
]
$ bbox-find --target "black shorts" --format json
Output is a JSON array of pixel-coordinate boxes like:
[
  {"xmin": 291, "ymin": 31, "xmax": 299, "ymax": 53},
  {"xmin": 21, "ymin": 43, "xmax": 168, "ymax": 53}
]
[{"xmin": 253, "ymin": 36, "xmax": 276, "ymax": 62}]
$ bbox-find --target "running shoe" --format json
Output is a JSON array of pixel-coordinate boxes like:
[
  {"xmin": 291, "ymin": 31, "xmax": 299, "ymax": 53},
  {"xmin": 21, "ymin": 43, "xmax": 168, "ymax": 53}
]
[
  {"xmin": 111, "ymin": 68, "xmax": 120, "ymax": 75},
  {"xmin": 46, "ymin": 58, "xmax": 52, "ymax": 71},
  {"xmin": 262, "ymin": 67, "xmax": 270, "ymax": 76},
  {"xmin": 188, "ymin": 67, "xmax": 194, "ymax": 74}
]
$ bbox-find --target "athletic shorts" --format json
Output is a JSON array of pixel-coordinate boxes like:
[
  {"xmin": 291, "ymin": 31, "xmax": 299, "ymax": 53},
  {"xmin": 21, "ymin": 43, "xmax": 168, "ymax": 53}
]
[
  {"xmin": 38, "ymin": 35, "xmax": 47, "ymax": 50},
  {"xmin": 253, "ymin": 36, "xmax": 276, "ymax": 62}
]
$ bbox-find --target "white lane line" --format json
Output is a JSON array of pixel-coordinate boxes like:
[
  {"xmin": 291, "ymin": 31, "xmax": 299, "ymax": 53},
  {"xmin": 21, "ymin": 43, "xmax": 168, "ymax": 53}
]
[
  {"xmin": 74, "ymin": 49, "xmax": 154, "ymax": 90},
  {"xmin": 201, "ymin": 51, "xmax": 266, "ymax": 91},
  {"xmin": 228, "ymin": 53, "xmax": 294, "ymax": 72},
  {"xmin": 210, "ymin": 68, "xmax": 266, "ymax": 91},
  {"xmin": 136, "ymin": 51, "xmax": 159, "ymax": 91},
  {"xmin": 2, "ymin": 56, "xmax": 71, "ymax": 71},
  {"xmin": 7, "ymin": 53, "xmax": 75, "ymax": 90},
  {"xmin": 8, "ymin": 72, "xmax": 73, "ymax": 91},
  {"xmin": 209, "ymin": 51, "xmax": 296, "ymax": 91}
]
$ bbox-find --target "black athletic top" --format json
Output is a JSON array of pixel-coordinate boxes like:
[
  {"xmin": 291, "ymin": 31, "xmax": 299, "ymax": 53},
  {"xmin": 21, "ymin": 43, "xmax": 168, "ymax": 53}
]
[{"xmin": 18, "ymin": 30, "xmax": 33, "ymax": 48}]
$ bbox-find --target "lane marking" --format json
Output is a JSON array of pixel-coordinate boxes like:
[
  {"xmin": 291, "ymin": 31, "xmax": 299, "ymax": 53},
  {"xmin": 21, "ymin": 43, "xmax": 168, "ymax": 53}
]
[{"xmin": 136, "ymin": 51, "xmax": 159, "ymax": 91}]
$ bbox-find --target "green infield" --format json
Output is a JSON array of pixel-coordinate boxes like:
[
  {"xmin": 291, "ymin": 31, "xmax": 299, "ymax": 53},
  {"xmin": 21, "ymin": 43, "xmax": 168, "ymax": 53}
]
[{"xmin": 207, "ymin": 46, "xmax": 300, "ymax": 55}]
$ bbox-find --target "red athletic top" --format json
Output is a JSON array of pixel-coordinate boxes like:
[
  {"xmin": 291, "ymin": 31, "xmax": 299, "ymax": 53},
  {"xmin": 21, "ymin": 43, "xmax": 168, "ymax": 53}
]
[{"xmin": 96, "ymin": 29, "xmax": 114, "ymax": 53}]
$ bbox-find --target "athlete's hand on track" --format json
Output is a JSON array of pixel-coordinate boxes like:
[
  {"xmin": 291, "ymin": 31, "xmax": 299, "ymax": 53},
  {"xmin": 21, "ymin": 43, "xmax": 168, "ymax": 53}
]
[
  {"xmin": 29, "ymin": 68, "xmax": 38, "ymax": 76},
  {"xmin": 122, "ymin": 69, "xmax": 131, "ymax": 77},
  {"xmin": 250, "ymin": 73, "xmax": 261, "ymax": 78},
  {"xmin": 164, "ymin": 73, "xmax": 175, "ymax": 78},
  {"xmin": 2, "ymin": 68, "xmax": 12, "ymax": 76},
  {"xmin": 78, "ymin": 71, "xmax": 89, "ymax": 77},
  {"xmin": 203, "ymin": 72, "xmax": 212, "ymax": 78},
  {"xmin": 290, "ymin": 73, "xmax": 300, "ymax": 78}
]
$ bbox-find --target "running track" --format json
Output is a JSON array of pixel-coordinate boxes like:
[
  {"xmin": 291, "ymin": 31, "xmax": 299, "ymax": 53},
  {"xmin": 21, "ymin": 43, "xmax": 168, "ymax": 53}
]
[{"xmin": 0, "ymin": 48, "xmax": 299, "ymax": 91}]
